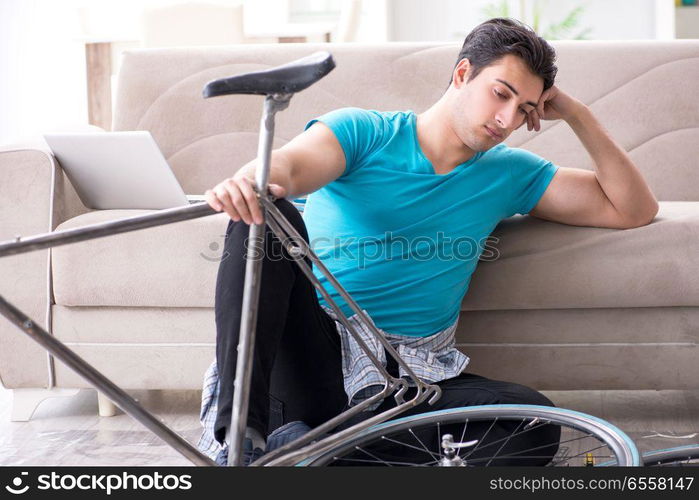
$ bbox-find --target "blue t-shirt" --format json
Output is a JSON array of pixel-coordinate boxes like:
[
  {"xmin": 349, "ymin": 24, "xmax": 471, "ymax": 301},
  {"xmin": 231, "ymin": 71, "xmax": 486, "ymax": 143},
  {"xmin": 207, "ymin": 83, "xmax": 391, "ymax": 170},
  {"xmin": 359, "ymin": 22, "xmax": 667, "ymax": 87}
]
[{"xmin": 303, "ymin": 108, "xmax": 558, "ymax": 337}]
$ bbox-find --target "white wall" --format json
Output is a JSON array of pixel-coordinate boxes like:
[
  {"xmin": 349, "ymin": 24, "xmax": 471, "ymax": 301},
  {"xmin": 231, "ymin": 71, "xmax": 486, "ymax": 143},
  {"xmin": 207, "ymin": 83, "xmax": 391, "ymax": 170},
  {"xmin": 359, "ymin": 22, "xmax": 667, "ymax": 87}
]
[
  {"xmin": 0, "ymin": 0, "xmax": 24, "ymax": 143},
  {"xmin": 0, "ymin": 0, "xmax": 88, "ymax": 145},
  {"xmin": 0, "ymin": 0, "xmax": 245, "ymax": 145},
  {"xmin": 355, "ymin": 0, "xmax": 390, "ymax": 42},
  {"xmin": 0, "ymin": 0, "xmax": 677, "ymax": 145},
  {"xmin": 387, "ymin": 0, "xmax": 660, "ymax": 42}
]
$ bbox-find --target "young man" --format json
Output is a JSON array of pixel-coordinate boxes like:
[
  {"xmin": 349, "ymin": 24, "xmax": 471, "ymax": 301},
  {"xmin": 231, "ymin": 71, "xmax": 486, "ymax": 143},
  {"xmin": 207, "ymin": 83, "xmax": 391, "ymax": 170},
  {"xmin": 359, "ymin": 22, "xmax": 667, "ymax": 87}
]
[{"xmin": 199, "ymin": 18, "xmax": 659, "ymax": 465}]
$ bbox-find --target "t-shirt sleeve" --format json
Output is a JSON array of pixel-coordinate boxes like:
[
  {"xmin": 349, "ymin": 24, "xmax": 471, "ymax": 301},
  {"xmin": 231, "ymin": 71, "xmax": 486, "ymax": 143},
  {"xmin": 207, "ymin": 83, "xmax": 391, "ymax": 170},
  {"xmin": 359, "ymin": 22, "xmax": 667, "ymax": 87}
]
[
  {"xmin": 305, "ymin": 107, "xmax": 385, "ymax": 176},
  {"xmin": 508, "ymin": 147, "xmax": 559, "ymax": 215}
]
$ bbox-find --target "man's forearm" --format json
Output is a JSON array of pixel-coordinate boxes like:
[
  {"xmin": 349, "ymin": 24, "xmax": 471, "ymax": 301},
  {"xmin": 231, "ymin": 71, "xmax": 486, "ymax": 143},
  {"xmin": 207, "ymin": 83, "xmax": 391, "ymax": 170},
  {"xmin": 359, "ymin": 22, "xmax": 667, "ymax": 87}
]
[
  {"xmin": 233, "ymin": 150, "xmax": 295, "ymax": 196},
  {"xmin": 565, "ymin": 104, "xmax": 659, "ymax": 225}
]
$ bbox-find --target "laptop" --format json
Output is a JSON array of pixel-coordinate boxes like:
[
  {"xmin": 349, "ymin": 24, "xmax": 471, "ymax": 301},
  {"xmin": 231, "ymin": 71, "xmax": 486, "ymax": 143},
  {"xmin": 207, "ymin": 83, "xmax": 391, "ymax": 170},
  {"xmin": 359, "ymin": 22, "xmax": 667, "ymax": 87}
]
[{"xmin": 43, "ymin": 131, "xmax": 206, "ymax": 210}]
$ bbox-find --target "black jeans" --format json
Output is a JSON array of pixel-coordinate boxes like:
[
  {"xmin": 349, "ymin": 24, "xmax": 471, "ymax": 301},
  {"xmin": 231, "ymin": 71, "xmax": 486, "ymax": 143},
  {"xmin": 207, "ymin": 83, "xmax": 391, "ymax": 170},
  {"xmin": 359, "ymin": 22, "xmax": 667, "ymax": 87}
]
[
  {"xmin": 213, "ymin": 199, "xmax": 560, "ymax": 464},
  {"xmin": 214, "ymin": 199, "xmax": 346, "ymax": 444}
]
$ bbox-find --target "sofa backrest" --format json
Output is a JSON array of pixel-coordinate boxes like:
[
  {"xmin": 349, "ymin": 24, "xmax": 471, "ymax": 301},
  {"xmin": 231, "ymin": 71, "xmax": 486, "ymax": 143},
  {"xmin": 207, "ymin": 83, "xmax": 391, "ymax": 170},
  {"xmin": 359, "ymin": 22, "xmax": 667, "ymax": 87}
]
[{"xmin": 113, "ymin": 41, "xmax": 699, "ymax": 200}]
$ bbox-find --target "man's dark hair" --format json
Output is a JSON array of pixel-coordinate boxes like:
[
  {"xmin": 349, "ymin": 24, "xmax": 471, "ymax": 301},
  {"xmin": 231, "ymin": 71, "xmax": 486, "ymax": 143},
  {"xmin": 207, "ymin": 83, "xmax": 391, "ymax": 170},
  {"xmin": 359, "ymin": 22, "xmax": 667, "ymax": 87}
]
[{"xmin": 452, "ymin": 18, "xmax": 557, "ymax": 91}]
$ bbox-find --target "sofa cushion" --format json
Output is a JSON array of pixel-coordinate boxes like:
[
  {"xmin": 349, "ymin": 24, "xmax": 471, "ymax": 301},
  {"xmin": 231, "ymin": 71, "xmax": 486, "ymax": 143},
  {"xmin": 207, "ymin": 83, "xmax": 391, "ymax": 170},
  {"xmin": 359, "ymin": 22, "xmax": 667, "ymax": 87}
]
[
  {"xmin": 52, "ymin": 201, "xmax": 699, "ymax": 311},
  {"xmin": 463, "ymin": 201, "xmax": 699, "ymax": 310},
  {"xmin": 52, "ymin": 209, "xmax": 230, "ymax": 307}
]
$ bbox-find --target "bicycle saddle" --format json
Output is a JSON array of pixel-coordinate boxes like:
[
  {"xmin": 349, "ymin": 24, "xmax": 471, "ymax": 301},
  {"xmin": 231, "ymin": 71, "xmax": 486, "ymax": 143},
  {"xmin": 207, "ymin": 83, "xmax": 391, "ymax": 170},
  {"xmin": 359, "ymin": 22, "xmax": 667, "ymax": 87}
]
[{"xmin": 203, "ymin": 51, "xmax": 335, "ymax": 98}]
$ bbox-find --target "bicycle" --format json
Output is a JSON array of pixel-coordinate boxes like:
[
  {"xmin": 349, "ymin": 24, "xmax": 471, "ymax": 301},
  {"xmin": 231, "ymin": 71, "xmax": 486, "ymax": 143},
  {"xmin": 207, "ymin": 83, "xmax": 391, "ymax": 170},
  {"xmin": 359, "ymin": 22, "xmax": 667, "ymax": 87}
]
[
  {"xmin": 642, "ymin": 445, "xmax": 699, "ymax": 467},
  {"xmin": 0, "ymin": 51, "xmax": 641, "ymax": 467}
]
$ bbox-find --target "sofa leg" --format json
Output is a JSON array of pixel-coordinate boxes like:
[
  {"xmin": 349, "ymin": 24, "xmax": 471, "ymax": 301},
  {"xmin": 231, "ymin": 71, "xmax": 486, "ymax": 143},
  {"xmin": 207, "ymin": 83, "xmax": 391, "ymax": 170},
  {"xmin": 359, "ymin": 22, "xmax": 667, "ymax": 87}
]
[
  {"xmin": 97, "ymin": 391, "xmax": 118, "ymax": 417},
  {"xmin": 10, "ymin": 388, "xmax": 80, "ymax": 422}
]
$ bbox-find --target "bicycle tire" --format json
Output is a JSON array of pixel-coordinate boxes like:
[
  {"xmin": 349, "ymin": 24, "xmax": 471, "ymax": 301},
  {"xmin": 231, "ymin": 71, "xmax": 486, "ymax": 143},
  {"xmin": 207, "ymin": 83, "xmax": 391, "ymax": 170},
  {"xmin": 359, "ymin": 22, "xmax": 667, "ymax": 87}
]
[
  {"xmin": 298, "ymin": 404, "xmax": 640, "ymax": 467},
  {"xmin": 643, "ymin": 445, "xmax": 699, "ymax": 466}
]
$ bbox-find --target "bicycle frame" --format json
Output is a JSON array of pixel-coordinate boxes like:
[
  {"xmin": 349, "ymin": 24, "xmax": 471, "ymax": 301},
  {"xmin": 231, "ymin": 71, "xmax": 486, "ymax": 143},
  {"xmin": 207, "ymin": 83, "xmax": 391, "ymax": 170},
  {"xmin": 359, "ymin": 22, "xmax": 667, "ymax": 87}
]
[{"xmin": 0, "ymin": 52, "xmax": 442, "ymax": 467}]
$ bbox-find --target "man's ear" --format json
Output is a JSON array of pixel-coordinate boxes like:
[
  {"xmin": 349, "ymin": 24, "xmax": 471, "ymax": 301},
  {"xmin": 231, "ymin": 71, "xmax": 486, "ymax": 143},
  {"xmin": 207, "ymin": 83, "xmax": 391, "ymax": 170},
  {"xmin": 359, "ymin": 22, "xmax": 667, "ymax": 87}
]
[{"xmin": 452, "ymin": 58, "xmax": 471, "ymax": 88}]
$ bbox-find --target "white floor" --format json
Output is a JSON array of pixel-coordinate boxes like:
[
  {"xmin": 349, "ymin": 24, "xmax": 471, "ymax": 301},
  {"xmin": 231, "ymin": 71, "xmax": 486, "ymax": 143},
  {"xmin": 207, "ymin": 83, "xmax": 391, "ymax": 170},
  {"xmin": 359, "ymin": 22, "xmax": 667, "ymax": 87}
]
[
  {"xmin": 0, "ymin": 385, "xmax": 203, "ymax": 466},
  {"xmin": 0, "ymin": 385, "xmax": 697, "ymax": 466}
]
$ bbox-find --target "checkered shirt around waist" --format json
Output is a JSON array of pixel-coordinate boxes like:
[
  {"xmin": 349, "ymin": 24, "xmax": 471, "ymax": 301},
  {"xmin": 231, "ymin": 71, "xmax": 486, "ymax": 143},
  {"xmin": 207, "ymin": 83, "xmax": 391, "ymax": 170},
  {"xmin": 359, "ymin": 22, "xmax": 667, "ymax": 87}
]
[{"xmin": 197, "ymin": 308, "xmax": 469, "ymax": 458}]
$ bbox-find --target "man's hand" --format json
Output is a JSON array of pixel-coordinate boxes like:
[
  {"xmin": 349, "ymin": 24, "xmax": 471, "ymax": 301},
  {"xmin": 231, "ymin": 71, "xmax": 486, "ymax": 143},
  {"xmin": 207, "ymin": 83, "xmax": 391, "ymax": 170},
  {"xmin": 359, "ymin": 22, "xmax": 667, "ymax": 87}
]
[
  {"xmin": 526, "ymin": 85, "xmax": 584, "ymax": 132},
  {"xmin": 205, "ymin": 175, "xmax": 287, "ymax": 225},
  {"xmin": 205, "ymin": 122, "xmax": 345, "ymax": 224}
]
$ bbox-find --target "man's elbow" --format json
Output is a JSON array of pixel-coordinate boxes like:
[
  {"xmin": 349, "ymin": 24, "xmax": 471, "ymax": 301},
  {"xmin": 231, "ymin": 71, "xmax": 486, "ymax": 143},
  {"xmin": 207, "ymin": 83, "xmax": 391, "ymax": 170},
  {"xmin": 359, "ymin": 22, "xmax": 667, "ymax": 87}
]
[{"xmin": 621, "ymin": 201, "xmax": 659, "ymax": 229}]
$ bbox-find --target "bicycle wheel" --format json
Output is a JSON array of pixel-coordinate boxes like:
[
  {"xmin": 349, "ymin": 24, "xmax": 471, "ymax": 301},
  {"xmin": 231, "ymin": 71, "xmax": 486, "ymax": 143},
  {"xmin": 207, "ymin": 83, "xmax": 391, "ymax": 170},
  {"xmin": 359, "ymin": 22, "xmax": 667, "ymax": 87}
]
[
  {"xmin": 299, "ymin": 404, "xmax": 640, "ymax": 466},
  {"xmin": 643, "ymin": 445, "xmax": 699, "ymax": 466}
]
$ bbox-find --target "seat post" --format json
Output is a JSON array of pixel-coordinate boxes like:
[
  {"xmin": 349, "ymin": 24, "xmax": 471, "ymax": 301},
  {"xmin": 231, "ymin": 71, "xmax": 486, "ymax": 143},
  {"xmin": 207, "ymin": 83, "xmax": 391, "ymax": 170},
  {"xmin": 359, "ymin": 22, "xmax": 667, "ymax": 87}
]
[
  {"xmin": 228, "ymin": 92, "xmax": 292, "ymax": 466},
  {"xmin": 254, "ymin": 94, "xmax": 291, "ymax": 190}
]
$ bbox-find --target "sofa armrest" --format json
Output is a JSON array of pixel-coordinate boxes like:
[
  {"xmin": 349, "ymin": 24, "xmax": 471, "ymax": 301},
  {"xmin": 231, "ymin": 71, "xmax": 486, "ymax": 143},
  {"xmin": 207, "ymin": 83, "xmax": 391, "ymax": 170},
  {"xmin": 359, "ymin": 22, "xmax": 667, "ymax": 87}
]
[
  {"xmin": 0, "ymin": 128, "xmax": 105, "ymax": 389},
  {"xmin": 0, "ymin": 145, "xmax": 57, "ymax": 389},
  {"xmin": 1, "ymin": 126, "xmax": 104, "ymax": 228}
]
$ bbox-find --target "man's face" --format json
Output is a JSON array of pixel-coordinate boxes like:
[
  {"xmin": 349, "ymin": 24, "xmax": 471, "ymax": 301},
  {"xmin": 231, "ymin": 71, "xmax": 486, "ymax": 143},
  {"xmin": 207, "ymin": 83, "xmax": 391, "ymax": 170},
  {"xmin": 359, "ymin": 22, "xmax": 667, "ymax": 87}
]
[{"xmin": 449, "ymin": 54, "xmax": 544, "ymax": 152}]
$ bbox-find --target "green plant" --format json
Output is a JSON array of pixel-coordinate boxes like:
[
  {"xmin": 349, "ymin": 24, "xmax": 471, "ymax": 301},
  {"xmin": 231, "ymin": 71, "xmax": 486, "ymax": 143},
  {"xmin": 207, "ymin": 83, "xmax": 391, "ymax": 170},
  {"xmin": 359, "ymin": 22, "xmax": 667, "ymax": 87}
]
[
  {"xmin": 481, "ymin": 0, "xmax": 592, "ymax": 40},
  {"xmin": 482, "ymin": 0, "xmax": 511, "ymax": 19}
]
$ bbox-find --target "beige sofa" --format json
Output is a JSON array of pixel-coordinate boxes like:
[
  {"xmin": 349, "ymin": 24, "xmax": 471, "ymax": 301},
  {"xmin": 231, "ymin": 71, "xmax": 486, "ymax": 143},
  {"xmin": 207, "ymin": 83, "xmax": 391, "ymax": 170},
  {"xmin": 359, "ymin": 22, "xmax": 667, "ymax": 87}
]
[{"xmin": 2, "ymin": 40, "xmax": 698, "ymax": 420}]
